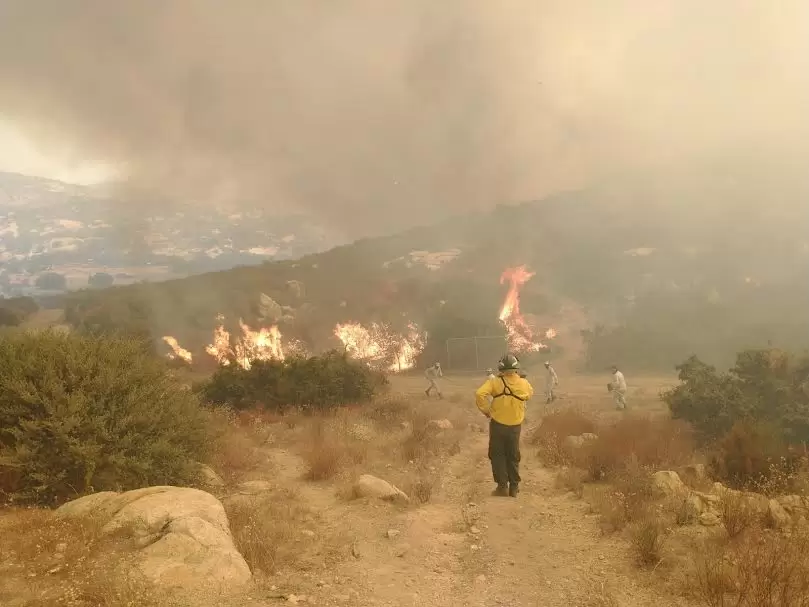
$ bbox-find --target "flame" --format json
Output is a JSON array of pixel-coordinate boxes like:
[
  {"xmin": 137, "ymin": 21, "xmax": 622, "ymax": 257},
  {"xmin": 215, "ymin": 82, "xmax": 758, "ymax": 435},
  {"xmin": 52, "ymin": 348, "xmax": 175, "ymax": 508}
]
[
  {"xmin": 498, "ymin": 265, "xmax": 555, "ymax": 352},
  {"xmin": 388, "ymin": 323, "xmax": 426, "ymax": 372},
  {"xmin": 162, "ymin": 336, "xmax": 193, "ymax": 363},
  {"xmin": 205, "ymin": 314, "xmax": 285, "ymax": 369},
  {"xmin": 334, "ymin": 321, "xmax": 425, "ymax": 372}
]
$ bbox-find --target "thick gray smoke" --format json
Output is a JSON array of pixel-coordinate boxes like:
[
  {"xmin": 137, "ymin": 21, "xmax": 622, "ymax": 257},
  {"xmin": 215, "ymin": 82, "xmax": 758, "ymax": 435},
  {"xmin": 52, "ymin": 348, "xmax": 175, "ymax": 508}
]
[{"xmin": 1, "ymin": 1, "xmax": 807, "ymax": 237}]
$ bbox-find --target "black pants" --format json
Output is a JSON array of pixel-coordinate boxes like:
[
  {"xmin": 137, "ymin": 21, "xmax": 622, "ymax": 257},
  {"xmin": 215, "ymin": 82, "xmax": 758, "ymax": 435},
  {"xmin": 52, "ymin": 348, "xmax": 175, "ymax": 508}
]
[{"xmin": 488, "ymin": 419, "xmax": 522, "ymax": 486}]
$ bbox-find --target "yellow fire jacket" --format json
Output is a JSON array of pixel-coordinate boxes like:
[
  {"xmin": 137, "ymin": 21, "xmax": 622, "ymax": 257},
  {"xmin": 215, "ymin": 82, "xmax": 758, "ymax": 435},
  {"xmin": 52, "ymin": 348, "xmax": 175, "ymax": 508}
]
[{"xmin": 475, "ymin": 371, "xmax": 534, "ymax": 426}]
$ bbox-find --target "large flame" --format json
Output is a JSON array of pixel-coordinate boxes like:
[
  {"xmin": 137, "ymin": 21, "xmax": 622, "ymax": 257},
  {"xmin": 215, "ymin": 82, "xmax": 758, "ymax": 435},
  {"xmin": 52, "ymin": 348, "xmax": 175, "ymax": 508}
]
[
  {"xmin": 334, "ymin": 321, "xmax": 425, "ymax": 372},
  {"xmin": 204, "ymin": 314, "xmax": 285, "ymax": 369},
  {"xmin": 162, "ymin": 336, "xmax": 193, "ymax": 363},
  {"xmin": 498, "ymin": 265, "xmax": 554, "ymax": 352}
]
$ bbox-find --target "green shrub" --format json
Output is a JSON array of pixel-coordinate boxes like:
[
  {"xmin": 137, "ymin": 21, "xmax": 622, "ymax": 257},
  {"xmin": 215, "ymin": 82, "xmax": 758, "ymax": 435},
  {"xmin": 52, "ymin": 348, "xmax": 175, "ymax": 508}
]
[
  {"xmin": 0, "ymin": 296, "xmax": 38, "ymax": 327},
  {"xmin": 0, "ymin": 330, "xmax": 212, "ymax": 504},
  {"xmin": 199, "ymin": 350, "xmax": 387, "ymax": 412},
  {"xmin": 664, "ymin": 349, "xmax": 809, "ymax": 444}
]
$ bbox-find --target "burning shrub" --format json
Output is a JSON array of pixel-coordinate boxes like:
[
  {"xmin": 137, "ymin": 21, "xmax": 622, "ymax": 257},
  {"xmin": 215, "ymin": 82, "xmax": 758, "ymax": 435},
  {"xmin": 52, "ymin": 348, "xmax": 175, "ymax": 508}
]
[
  {"xmin": 0, "ymin": 330, "xmax": 211, "ymax": 504},
  {"xmin": 199, "ymin": 350, "xmax": 387, "ymax": 412}
]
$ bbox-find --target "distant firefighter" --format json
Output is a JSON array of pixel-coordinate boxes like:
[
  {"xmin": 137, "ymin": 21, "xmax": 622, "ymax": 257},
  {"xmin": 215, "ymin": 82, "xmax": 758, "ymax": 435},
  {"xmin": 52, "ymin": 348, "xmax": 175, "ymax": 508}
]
[
  {"xmin": 608, "ymin": 365, "xmax": 628, "ymax": 410},
  {"xmin": 544, "ymin": 361, "xmax": 559, "ymax": 404},
  {"xmin": 424, "ymin": 362, "xmax": 443, "ymax": 399}
]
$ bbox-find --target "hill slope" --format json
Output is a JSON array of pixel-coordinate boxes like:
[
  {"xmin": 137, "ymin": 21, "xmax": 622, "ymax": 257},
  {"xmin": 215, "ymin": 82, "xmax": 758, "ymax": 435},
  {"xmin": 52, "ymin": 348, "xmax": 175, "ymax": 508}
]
[{"xmin": 55, "ymin": 160, "xmax": 809, "ymax": 371}]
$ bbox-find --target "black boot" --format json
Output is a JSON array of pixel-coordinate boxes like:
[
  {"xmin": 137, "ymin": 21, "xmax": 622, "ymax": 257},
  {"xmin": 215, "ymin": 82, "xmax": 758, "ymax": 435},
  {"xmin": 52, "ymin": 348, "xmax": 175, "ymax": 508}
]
[
  {"xmin": 492, "ymin": 484, "xmax": 508, "ymax": 497},
  {"xmin": 509, "ymin": 483, "xmax": 519, "ymax": 498}
]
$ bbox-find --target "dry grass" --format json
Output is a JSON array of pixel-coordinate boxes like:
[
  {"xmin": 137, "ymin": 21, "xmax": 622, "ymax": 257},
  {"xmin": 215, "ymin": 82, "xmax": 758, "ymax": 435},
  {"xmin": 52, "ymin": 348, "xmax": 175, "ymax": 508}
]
[
  {"xmin": 584, "ymin": 582, "xmax": 621, "ymax": 607},
  {"xmin": 585, "ymin": 416, "xmax": 694, "ymax": 481},
  {"xmin": 207, "ymin": 408, "xmax": 269, "ymax": 484},
  {"xmin": 403, "ymin": 472, "xmax": 437, "ymax": 505},
  {"xmin": 720, "ymin": 491, "xmax": 760, "ymax": 539},
  {"xmin": 556, "ymin": 467, "xmax": 587, "ymax": 498},
  {"xmin": 303, "ymin": 420, "xmax": 351, "ymax": 481},
  {"xmin": 694, "ymin": 525, "xmax": 809, "ymax": 607},
  {"xmin": 589, "ymin": 465, "xmax": 656, "ymax": 532},
  {"xmin": 401, "ymin": 410, "xmax": 440, "ymax": 462},
  {"xmin": 225, "ymin": 488, "xmax": 323, "ymax": 575},
  {"xmin": 630, "ymin": 518, "xmax": 666, "ymax": 568},
  {"xmin": 531, "ymin": 409, "xmax": 597, "ymax": 466},
  {"xmin": 364, "ymin": 396, "xmax": 413, "ymax": 429},
  {"xmin": 0, "ymin": 508, "xmax": 164, "ymax": 606}
]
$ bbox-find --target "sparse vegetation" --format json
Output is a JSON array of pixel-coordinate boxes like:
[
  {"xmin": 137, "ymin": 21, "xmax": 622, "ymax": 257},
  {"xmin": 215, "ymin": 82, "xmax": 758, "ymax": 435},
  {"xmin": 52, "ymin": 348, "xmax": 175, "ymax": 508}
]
[
  {"xmin": 695, "ymin": 525, "xmax": 809, "ymax": 607},
  {"xmin": 531, "ymin": 409, "xmax": 597, "ymax": 465},
  {"xmin": 199, "ymin": 351, "xmax": 387, "ymax": 412},
  {"xmin": 630, "ymin": 517, "xmax": 666, "ymax": 568},
  {"xmin": 585, "ymin": 416, "xmax": 694, "ymax": 481},
  {"xmin": 0, "ymin": 331, "xmax": 212, "ymax": 504},
  {"xmin": 225, "ymin": 489, "xmax": 313, "ymax": 574}
]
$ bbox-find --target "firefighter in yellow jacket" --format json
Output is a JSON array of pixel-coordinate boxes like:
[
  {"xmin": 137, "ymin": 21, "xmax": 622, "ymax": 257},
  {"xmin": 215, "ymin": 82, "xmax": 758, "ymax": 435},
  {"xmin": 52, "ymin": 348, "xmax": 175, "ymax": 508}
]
[{"xmin": 475, "ymin": 354, "xmax": 534, "ymax": 497}]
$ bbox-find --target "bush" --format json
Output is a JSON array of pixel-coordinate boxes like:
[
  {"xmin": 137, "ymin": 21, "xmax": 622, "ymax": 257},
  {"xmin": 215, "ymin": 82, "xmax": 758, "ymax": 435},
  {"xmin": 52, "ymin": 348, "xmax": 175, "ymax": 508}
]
[
  {"xmin": 199, "ymin": 350, "xmax": 387, "ymax": 412},
  {"xmin": 664, "ymin": 349, "xmax": 809, "ymax": 445},
  {"xmin": 0, "ymin": 331, "xmax": 211, "ymax": 504},
  {"xmin": 630, "ymin": 518, "xmax": 666, "ymax": 568},
  {"xmin": 0, "ymin": 296, "xmax": 38, "ymax": 327},
  {"xmin": 710, "ymin": 420, "xmax": 802, "ymax": 493},
  {"xmin": 584, "ymin": 416, "xmax": 694, "ymax": 481}
]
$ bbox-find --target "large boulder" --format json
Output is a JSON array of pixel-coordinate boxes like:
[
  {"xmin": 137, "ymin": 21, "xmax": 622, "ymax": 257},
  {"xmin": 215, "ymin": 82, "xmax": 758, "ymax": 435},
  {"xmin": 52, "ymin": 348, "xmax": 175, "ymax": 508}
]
[
  {"xmin": 768, "ymin": 498, "xmax": 792, "ymax": 529},
  {"xmin": 57, "ymin": 486, "xmax": 251, "ymax": 593},
  {"xmin": 428, "ymin": 419, "xmax": 454, "ymax": 431},
  {"xmin": 353, "ymin": 475, "xmax": 409, "ymax": 504},
  {"xmin": 651, "ymin": 471, "xmax": 687, "ymax": 497}
]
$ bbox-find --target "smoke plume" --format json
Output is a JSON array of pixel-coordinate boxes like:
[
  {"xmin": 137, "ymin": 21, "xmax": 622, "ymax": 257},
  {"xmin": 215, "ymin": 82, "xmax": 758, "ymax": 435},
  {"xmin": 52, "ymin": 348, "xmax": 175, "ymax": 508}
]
[{"xmin": 1, "ymin": 1, "xmax": 807, "ymax": 237}]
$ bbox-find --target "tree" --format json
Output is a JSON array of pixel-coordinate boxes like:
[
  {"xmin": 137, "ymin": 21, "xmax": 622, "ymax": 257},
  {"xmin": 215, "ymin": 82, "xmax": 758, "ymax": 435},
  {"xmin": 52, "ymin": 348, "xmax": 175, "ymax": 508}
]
[
  {"xmin": 88, "ymin": 272, "xmax": 115, "ymax": 288},
  {"xmin": 35, "ymin": 272, "xmax": 67, "ymax": 291}
]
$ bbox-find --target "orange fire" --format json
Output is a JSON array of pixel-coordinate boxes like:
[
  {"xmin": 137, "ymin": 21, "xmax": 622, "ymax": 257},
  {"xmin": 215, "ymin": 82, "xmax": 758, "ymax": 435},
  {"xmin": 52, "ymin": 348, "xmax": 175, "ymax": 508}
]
[
  {"xmin": 205, "ymin": 314, "xmax": 285, "ymax": 369},
  {"xmin": 498, "ymin": 265, "xmax": 554, "ymax": 352},
  {"xmin": 334, "ymin": 321, "xmax": 425, "ymax": 372},
  {"xmin": 162, "ymin": 336, "xmax": 193, "ymax": 363}
]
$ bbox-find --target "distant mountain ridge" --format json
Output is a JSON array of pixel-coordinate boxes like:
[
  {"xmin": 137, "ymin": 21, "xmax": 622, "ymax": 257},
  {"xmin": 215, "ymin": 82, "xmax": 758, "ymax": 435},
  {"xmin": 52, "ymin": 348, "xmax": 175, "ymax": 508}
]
[
  {"xmin": 55, "ymin": 159, "xmax": 809, "ymax": 371},
  {"xmin": 0, "ymin": 171, "xmax": 343, "ymax": 296}
]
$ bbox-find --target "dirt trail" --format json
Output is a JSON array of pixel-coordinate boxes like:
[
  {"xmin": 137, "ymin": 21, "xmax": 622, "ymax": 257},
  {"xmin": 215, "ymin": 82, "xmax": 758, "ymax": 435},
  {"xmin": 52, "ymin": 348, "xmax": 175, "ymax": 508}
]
[{"xmin": 245, "ymin": 402, "xmax": 695, "ymax": 607}]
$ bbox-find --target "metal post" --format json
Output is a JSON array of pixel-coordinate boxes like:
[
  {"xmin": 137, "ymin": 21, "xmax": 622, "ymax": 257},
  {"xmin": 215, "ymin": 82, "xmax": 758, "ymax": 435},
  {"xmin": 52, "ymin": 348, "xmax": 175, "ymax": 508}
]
[
  {"xmin": 474, "ymin": 337, "xmax": 480, "ymax": 370},
  {"xmin": 446, "ymin": 340, "xmax": 451, "ymax": 370}
]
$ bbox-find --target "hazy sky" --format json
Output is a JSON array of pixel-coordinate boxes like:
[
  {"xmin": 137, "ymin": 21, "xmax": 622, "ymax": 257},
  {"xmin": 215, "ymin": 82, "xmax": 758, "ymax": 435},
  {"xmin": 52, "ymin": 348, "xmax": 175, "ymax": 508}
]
[{"xmin": 1, "ymin": 1, "xmax": 807, "ymax": 235}]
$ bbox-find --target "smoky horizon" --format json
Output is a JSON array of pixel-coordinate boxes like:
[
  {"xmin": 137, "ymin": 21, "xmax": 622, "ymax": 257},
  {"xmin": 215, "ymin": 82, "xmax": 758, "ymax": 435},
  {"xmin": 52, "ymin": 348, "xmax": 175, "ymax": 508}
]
[{"xmin": 1, "ymin": 1, "xmax": 808, "ymax": 238}]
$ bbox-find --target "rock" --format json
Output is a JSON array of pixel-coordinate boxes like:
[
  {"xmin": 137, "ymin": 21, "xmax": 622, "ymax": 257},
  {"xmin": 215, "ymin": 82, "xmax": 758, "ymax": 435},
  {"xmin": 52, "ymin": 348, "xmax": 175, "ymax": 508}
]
[
  {"xmin": 682, "ymin": 463, "xmax": 707, "ymax": 483},
  {"xmin": 651, "ymin": 471, "xmax": 687, "ymax": 497},
  {"xmin": 57, "ymin": 486, "xmax": 251, "ymax": 593},
  {"xmin": 699, "ymin": 511, "xmax": 722, "ymax": 527},
  {"xmin": 428, "ymin": 419, "xmax": 453, "ymax": 430},
  {"xmin": 258, "ymin": 293, "xmax": 283, "ymax": 323},
  {"xmin": 768, "ymin": 499, "xmax": 792, "ymax": 529},
  {"xmin": 563, "ymin": 433, "xmax": 598, "ymax": 450},
  {"xmin": 777, "ymin": 495, "xmax": 809, "ymax": 518},
  {"xmin": 563, "ymin": 435, "xmax": 586, "ymax": 450},
  {"xmin": 286, "ymin": 280, "xmax": 305, "ymax": 298},
  {"xmin": 348, "ymin": 423, "xmax": 374, "ymax": 442},
  {"xmin": 386, "ymin": 529, "xmax": 400, "ymax": 539},
  {"xmin": 235, "ymin": 480, "xmax": 274, "ymax": 495},
  {"xmin": 198, "ymin": 464, "xmax": 225, "ymax": 488},
  {"xmin": 353, "ymin": 475, "xmax": 409, "ymax": 504},
  {"xmin": 680, "ymin": 494, "xmax": 704, "ymax": 523},
  {"xmin": 712, "ymin": 482, "xmax": 729, "ymax": 496}
]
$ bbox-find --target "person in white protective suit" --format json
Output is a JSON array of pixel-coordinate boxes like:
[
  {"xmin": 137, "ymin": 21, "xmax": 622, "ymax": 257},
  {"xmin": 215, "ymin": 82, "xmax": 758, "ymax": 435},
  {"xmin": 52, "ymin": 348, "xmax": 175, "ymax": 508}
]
[
  {"xmin": 486, "ymin": 368, "xmax": 497, "ymax": 381},
  {"xmin": 424, "ymin": 362, "xmax": 443, "ymax": 399},
  {"xmin": 543, "ymin": 361, "xmax": 559, "ymax": 404},
  {"xmin": 609, "ymin": 365, "xmax": 628, "ymax": 410}
]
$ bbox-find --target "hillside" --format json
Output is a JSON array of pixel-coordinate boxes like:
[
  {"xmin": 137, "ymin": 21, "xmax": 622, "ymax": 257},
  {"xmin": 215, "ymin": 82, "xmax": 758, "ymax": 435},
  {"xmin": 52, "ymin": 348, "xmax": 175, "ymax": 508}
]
[
  {"xmin": 54, "ymin": 160, "xmax": 809, "ymax": 372},
  {"xmin": 0, "ymin": 171, "xmax": 340, "ymax": 297}
]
